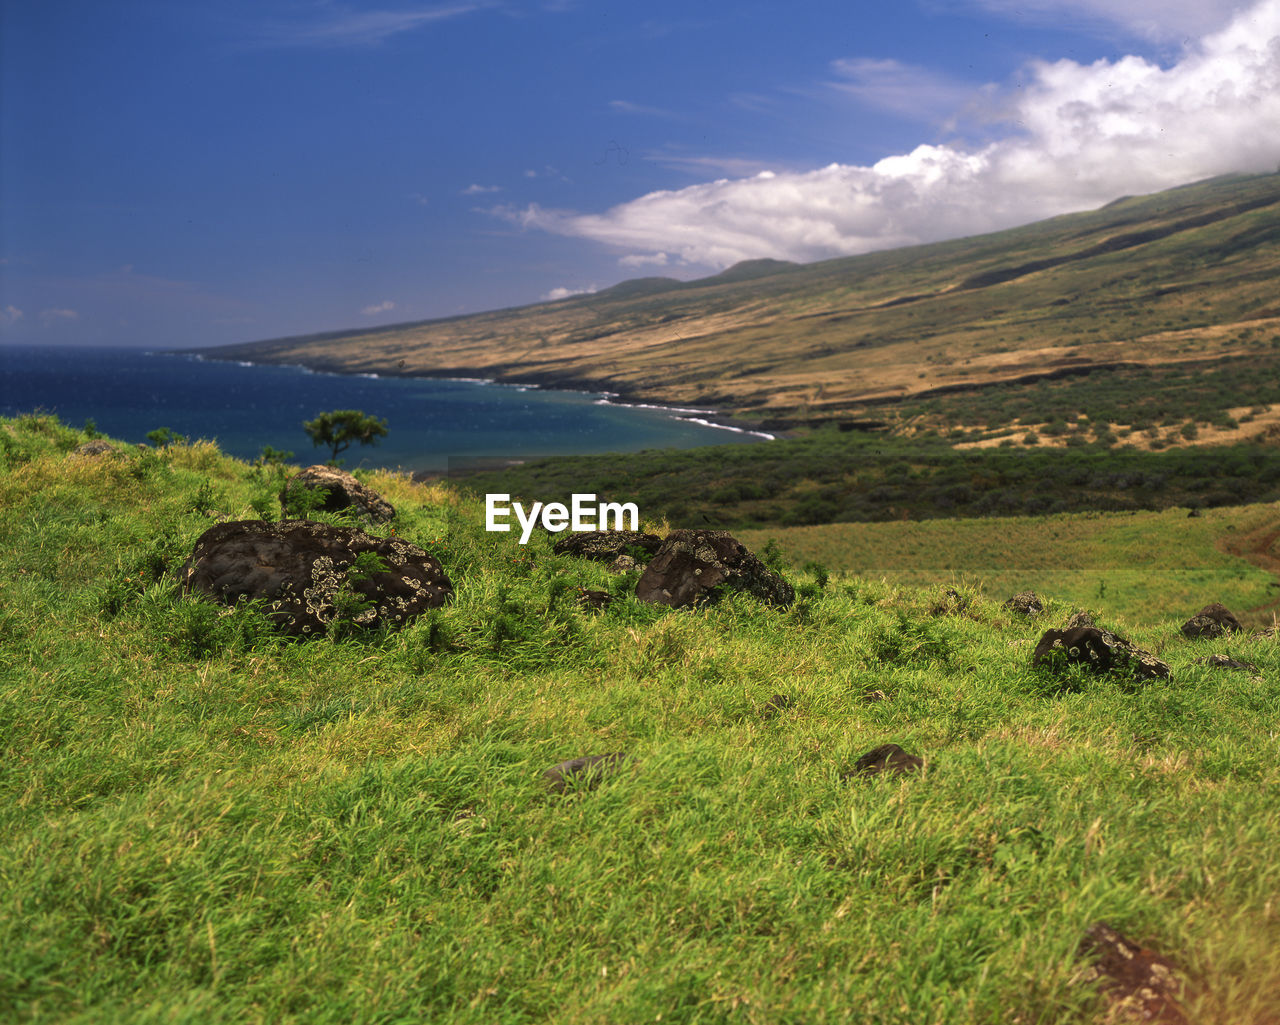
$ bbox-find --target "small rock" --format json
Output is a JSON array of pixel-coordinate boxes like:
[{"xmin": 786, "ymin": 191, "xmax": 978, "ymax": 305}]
[
  {"xmin": 1180, "ymin": 602, "xmax": 1242, "ymax": 639},
  {"xmin": 1032, "ymin": 626, "xmax": 1170, "ymax": 681},
  {"xmin": 1076, "ymin": 922, "xmax": 1190, "ymax": 1025},
  {"xmin": 842, "ymin": 743, "xmax": 923, "ymax": 781},
  {"xmin": 1002, "ymin": 591, "xmax": 1044, "ymax": 616},
  {"xmin": 72, "ymin": 439, "xmax": 118, "ymax": 456},
  {"xmin": 576, "ymin": 588, "xmax": 613, "ymax": 612},
  {"xmin": 1065, "ymin": 610, "xmax": 1096, "ymax": 630},
  {"xmin": 1193, "ymin": 653, "xmax": 1258, "ymax": 673},
  {"xmin": 607, "ymin": 553, "xmax": 638, "ymax": 574},
  {"xmin": 760, "ymin": 693, "xmax": 793, "ymax": 717},
  {"xmin": 552, "ymin": 530, "xmax": 662, "ymax": 562},
  {"xmin": 862, "ymin": 689, "xmax": 889, "ymax": 703},
  {"xmin": 542, "ymin": 752, "xmax": 630, "ymax": 794},
  {"xmin": 281, "ymin": 465, "xmax": 395, "ymax": 523}
]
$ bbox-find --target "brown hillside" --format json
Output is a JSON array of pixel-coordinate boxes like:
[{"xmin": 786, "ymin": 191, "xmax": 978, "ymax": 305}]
[{"xmin": 199, "ymin": 172, "xmax": 1280, "ymax": 423}]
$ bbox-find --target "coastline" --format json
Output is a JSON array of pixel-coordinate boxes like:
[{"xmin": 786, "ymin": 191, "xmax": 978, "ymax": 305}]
[{"xmin": 178, "ymin": 350, "xmax": 780, "ymax": 442}]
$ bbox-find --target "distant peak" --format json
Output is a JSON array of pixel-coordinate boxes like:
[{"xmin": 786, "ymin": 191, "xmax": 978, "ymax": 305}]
[{"xmin": 591, "ymin": 276, "xmax": 685, "ymax": 299}]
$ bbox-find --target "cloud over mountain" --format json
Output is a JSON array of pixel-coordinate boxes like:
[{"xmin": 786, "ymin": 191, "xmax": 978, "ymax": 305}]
[{"xmin": 507, "ymin": 0, "xmax": 1280, "ymax": 270}]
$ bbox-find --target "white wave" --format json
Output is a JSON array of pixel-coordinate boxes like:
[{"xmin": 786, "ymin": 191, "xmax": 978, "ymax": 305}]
[{"xmin": 677, "ymin": 416, "xmax": 776, "ymax": 440}]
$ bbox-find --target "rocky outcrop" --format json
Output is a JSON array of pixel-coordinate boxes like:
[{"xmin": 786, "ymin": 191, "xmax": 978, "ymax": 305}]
[
  {"xmin": 280, "ymin": 465, "xmax": 395, "ymax": 522},
  {"xmin": 180, "ymin": 519, "xmax": 451, "ymax": 636},
  {"xmin": 1032, "ymin": 626, "xmax": 1170, "ymax": 680},
  {"xmin": 1179, "ymin": 602, "xmax": 1242, "ymax": 639},
  {"xmin": 635, "ymin": 530, "xmax": 794, "ymax": 609},
  {"xmin": 552, "ymin": 530, "xmax": 662, "ymax": 562}
]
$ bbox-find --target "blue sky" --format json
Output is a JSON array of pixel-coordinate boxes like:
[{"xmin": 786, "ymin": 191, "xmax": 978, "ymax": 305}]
[{"xmin": 2, "ymin": 0, "xmax": 1277, "ymax": 348}]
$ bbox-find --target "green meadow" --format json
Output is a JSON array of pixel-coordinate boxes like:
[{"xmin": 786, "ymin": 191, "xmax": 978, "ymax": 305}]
[
  {"xmin": 2, "ymin": 414, "xmax": 1278, "ymax": 1024},
  {"xmin": 739, "ymin": 504, "xmax": 1280, "ymax": 628}
]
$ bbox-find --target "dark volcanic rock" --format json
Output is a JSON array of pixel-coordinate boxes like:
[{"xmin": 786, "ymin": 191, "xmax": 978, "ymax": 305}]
[
  {"xmin": 1065, "ymin": 610, "xmax": 1096, "ymax": 630},
  {"xmin": 1193, "ymin": 653, "xmax": 1258, "ymax": 673},
  {"xmin": 1002, "ymin": 591, "xmax": 1044, "ymax": 616},
  {"xmin": 281, "ymin": 465, "xmax": 395, "ymax": 522},
  {"xmin": 1077, "ymin": 922, "xmax": 1190, "ymax": 1025},
  {"xmin": 575, "ymin": 588, "xmax": 613, "ymax": 612},
  {"xmin": 72, "ymin": 439, "xmax": 118, "ymax": 457},
  {"xmin": 1179, "ymin": 602, "xmax": 1242, "ymax": 639},
  {"xmin": 1032, "ymin": 626, "xmax": 1170, "ymax": 680},
  {"xmin": 552, "ymin": 530, "xmax": 662, "ymax": 562},
  {"xmin": 542, "ymin": 752, "xmax": 630, "ymax": 794},
  {"xmin": 842, "ymin": 743, "xmax": 923, "ymax": 781},
  {"xmin": 635, "ymin": 530, "xmax": 794, "ymax": 609},
  {"xmin": 179, "ymin": 519, "xmax": 451, "ymax": 636},
  {"xmin": 760, "ymin": 693, "xmax": 793, "ymax": 718}
]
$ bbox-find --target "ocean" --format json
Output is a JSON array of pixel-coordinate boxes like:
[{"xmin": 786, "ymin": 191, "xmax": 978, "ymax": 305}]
[{"xmin": 0, "ymin": 345, "xmax": 769, "ymax": 471}]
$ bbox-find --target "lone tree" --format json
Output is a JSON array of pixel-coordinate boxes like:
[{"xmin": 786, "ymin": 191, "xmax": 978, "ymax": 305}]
[{"xmin": 302, "ymin": 409, "xmax": 388, "ymax": 463}]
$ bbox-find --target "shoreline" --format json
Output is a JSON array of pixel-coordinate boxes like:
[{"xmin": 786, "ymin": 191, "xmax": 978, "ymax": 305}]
[{"xmin": 177, "ymin": 350, "xmax": 779, "ymax": 442}]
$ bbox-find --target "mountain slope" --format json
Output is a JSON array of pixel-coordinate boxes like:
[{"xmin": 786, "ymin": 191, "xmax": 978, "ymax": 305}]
[{"xmin": 200, "ymin": 172, "xmax": 1280, "ymax": 421}]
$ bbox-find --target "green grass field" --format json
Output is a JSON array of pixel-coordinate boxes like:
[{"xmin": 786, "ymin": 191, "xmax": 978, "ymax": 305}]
[
  {"xmin": 739, "ymin": 504, "xmax": 1280, "ymax": 628},
  {"xmin": 3, "ymin": 415, "xmax": 1279, "ymax": 1024}
]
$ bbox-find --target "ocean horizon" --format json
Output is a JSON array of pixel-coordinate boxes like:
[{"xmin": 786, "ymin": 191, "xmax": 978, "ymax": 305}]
[{"xmin": 0, "ymin": 344, "xmax": 770, "ymax": 471}]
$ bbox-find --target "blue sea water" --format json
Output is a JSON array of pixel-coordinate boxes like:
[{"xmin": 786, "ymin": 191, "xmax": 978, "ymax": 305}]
[{"xmin": 0, "ymin": 345, "xmax": 768, "ymax": 471}]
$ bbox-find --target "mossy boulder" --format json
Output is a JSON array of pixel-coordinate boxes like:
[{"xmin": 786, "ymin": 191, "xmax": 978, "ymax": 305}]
[
  {"xmin": 635, "ymin": 529, "xmax": 794, "ymax": 609},
  {"xmin": 179, "ymin": 519, "xmax": 450, "ymax": 637}
]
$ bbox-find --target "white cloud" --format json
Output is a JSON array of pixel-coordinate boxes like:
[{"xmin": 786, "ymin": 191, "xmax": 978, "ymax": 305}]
[
  {"xmin": 1, "ymin": 305, "xmax": 23, "ymax": 324},
  {"xmin": 250, "ymin": 3, "xmax": 492, "ymax": 48},
  {"xmin": 828, "ymin": 57, "xmax": 978, "ymax": 122},
  {"xmin": 950, "ymin": 0, "xmax": 1246, "ymax": 42},
  {"xmin": 618, "ymin": 252, "xmax": 670, "ymax": 268},
  {"xmin": 523, "ymin": 165, "xmax": 568, "ymax": 180},
  {"xmin": 644, "ymin": 152, "xmax": 782, "ymax": 178},
  {"xmin": 543, "ymin": 284, "xmax": 598, "ymax": 301},
  {"xmin": 461, "ymin": 183, "xmax": 503, "ymax": 195},
  {"xmin": 505, "ymin": 0, "xmax": 1280, "ymax": 269},
  {"xmin": 609, "ymin": 99, "xmax": 683, "ymax": 119},
  {"xmin": 39, "ymin": 308, "xmax": 79, "ymax": 325},
  {"xmin": 362, "ymin": 300, "xmax": 397, "ymax": 316}
]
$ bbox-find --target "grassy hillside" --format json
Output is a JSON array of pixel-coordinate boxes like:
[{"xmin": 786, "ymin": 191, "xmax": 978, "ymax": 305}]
[
  {"xmin": 3, "ymin": 414, "xmax": 1279, "ymax": 1023},
  {"xmin": 199, "ymin": 172, "xmax": 1280, "ymax": 427}
]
